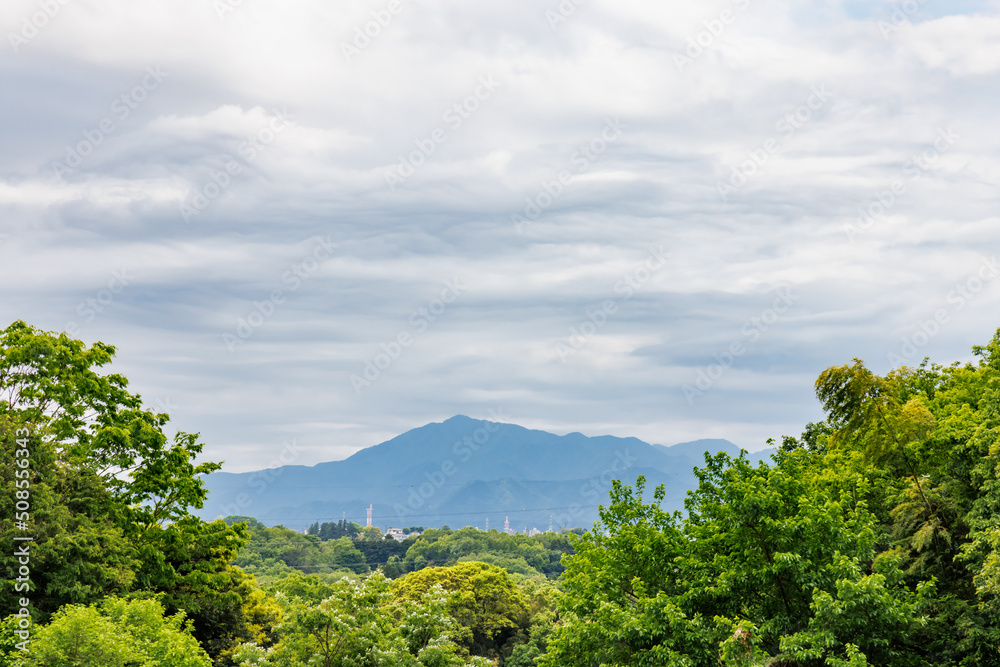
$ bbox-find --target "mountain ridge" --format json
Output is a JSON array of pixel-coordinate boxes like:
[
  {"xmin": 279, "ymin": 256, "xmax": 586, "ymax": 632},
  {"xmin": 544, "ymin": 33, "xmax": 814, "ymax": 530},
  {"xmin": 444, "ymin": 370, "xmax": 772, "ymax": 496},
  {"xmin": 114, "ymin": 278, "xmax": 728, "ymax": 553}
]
[{"xmin": 196, "ymin": 415, "xmax": 774, "ymax": 531}]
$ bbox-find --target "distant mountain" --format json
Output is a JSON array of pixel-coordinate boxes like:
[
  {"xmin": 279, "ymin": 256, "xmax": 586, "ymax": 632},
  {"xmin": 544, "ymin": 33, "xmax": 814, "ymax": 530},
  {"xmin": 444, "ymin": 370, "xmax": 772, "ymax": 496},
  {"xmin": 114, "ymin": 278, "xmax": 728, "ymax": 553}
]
[
  {"xmin": 654, "ymin": 439, "xmax": 774, "ymax": 466},
  {"xmin": 195, "ymin": 415, "xmax": 775, "ymax": 532}
]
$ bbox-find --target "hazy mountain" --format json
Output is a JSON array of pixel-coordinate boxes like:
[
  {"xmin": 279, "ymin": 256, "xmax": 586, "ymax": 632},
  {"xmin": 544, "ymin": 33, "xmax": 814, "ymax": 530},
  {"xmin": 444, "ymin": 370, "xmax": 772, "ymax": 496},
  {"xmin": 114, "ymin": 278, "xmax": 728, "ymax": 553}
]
[{"xmin": 196, "ymin": 415, "xmax": 774, "ymax": 532}]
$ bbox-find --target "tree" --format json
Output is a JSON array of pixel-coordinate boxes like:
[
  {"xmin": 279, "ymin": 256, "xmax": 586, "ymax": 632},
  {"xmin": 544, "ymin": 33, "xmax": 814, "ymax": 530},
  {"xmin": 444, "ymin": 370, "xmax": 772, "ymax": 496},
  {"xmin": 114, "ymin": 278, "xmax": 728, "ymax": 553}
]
[
  {"xmin": 0, "ymin": 415, "xmax": 139, "ymax": 617},
  {"xmin": 394, "ymin": 562, "xmax": 529, "ymax": 657},
  {"xmin": 400, "ymin": 526, "xmax": 572, "ymax": 577},
  {"xmin": 0, "ymin": 321, "xmax": 220, "ymax": 526},
  {"xmin": 232, "ymin": 573, "xmax": 488, "ymax": 667},
  {"xmin": 1, "ymin": 597, "xmax": 211, "ymax": 667},
  {"xmin": 0, "ymin": 322, "xmax": 263, "ymax": 662},
  {"xmin": 544, "ymin": 329, "xmax": 1000, "ymax": 666},
  {"xmin": 813, "ymin": 334, "xmax": 1000, "ymax": 662},
  {"xmin": 543, "ymin": 465, "xmax": 931, "ymax": 666}
]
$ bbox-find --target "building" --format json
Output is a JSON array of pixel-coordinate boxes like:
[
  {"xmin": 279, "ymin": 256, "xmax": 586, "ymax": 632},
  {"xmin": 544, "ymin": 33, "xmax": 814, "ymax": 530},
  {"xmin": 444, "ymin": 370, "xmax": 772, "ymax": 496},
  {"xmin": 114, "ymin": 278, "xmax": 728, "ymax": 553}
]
[{"xmin": 386, "ymin": 527, "xmax": 420, "ymax": 542}]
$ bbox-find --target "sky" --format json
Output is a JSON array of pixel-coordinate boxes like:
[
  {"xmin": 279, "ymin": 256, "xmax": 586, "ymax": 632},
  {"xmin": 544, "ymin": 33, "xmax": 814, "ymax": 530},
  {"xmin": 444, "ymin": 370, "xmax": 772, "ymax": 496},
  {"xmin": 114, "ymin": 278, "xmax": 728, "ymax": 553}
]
[{"xmin": 2, "ymin": 0, "xmax": 999, "ymax": 472}]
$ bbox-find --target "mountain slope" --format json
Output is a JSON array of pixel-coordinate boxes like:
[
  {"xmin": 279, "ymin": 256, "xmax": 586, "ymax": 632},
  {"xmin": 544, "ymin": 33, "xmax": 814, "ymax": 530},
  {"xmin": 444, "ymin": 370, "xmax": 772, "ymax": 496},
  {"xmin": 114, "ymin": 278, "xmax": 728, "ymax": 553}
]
[{"xmin": 196, "ymin": 415, "xmax": 773, "ymax": 531}]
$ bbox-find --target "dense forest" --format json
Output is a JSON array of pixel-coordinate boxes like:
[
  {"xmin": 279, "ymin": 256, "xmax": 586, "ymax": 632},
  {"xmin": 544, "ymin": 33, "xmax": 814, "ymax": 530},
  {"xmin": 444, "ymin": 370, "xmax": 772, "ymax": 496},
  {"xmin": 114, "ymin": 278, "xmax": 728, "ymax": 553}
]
[
  {"xmin": 228, "ymin": 518, "xmax": 576, "ymax": 581},
  {"xmin": 3, "ymin": 320, "xmax": 1000, "ymax": 665}
]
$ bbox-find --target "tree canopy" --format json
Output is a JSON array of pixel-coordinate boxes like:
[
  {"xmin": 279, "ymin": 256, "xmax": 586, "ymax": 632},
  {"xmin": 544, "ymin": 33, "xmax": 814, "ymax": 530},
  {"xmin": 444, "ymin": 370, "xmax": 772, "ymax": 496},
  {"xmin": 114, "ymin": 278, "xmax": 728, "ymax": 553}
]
[
  {"xmin": 4, "ymin": 322, "xmax": 1000, "ymax": 666},
  {"xmin": 0, "ymin": 321, "xmax": 268, "ymax": 663},
  {"xmin": 543, "ymin": 328, "xmax": 1000, "ymax": 666}
]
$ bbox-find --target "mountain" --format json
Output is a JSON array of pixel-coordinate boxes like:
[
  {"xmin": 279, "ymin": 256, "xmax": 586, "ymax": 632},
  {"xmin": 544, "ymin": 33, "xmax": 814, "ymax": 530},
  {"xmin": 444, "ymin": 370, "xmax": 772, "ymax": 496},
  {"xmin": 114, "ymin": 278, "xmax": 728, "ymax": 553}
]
[
  {"xmin": 653, "ymin": 439, "xmax": 774, "ymax": 466},
  {"xmin": 195, "ymin": 415, "xmax": 775, "ymax": 532}
]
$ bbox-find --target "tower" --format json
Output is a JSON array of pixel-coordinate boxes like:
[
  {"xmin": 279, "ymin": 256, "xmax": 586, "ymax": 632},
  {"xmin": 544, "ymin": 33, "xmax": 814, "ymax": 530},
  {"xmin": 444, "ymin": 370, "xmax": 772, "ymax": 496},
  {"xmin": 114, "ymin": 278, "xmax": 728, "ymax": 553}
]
[
  {"xmin": 504, "ymin": 515, "xmax": 510, "ymax": 534},
  {"xmin": 366, "ymin": 504, "xmax": 373, "ymax": 527}
]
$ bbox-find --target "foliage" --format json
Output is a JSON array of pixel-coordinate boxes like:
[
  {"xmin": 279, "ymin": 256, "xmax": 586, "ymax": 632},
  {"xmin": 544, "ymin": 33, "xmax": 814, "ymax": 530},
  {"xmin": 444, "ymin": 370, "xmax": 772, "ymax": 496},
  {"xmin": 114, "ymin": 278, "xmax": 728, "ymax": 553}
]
[
  {"xmin": 543, "ymin": 463, "xmax": 930, "ymax": 667},
  {"xmin": 232, "ymin": 521, "xmax": 369, "ymax": 575},
  {"xmin": 353, "ymin": 533, "xmax": 417, "ymax": 574},
  {"xmin": 394, "ymin": 561, "xmax": 529, "ymax": 657},
  {"xmin": 0, "ymin": 321, "xmax": 219, "ymax": 527},
  {"xmin": 229, "ymin": 573, "xmax": 488, "ymax": 667},
  {"xmin": 6, "ymin": 321, "xmax": 1000, "ymax": 666},
  {"xmin": 306, "ymin": 519, "xmax": 362, "ymax": 541},
  {"xmin": 4, "ymin": 596, "xmax": 211, "ymax": 667},
  {"xmin": 229, "ymin": 518, "xmax": 575, "ymax": 581},
  {"xmin": 0, "ymin": 322, "xmax": 261, "ymax": 663},
  {"xmin": 543, "ymin": 328, "xmax": 1000, "ymax": 667},
  {"xmin": 401, "ymin": 526, "xmax": 573, "ymax": 577}
]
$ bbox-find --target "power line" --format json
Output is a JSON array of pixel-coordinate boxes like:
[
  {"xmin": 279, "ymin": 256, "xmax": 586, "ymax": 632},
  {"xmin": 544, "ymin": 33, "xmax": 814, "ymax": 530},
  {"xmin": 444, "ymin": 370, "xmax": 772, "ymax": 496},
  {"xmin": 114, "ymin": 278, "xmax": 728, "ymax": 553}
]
[{"xmin": 243, "ymin": 504, "xmax": 611, "ymax": 524}]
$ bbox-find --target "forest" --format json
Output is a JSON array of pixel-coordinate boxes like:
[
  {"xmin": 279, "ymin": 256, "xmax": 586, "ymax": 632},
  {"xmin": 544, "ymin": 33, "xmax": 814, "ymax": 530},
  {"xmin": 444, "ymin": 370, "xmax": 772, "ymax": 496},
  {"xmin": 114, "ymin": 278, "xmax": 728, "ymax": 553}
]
[
  {"xmin": 2, "ymin": 319, "xmax": 1000, "ymax": 666},
  {"xmin": 228, "ymin": 518, "xmax": 576, "ymax": 581}
]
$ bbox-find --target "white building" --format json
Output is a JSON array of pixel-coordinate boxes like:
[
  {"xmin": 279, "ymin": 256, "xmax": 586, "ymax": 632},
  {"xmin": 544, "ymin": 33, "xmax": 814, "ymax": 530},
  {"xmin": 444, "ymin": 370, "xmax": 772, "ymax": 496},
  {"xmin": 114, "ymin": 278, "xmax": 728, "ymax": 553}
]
[{"xmin": 386, "ymin": 527, "xmax": 420, "ymax": 541}]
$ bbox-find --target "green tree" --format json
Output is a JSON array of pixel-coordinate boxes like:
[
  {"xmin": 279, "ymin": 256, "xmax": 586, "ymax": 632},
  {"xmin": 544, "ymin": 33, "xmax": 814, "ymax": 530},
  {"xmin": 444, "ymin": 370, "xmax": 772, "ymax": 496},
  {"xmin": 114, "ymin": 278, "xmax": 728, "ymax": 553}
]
[
  {"xmin": 4, "ymin": 597, "xmax": 211, "ymax": 667},
  {"xmin": 544, "ymin": 465, "xmax": 930, "ymax": 667},
  {"xmin": 0, "ymin": 322, "xmax": 265, "ymax": 662},
  {"xmin": 813, "ymin": 333, "xmax": 1000, "ymax": 663},
  {"xmin": 394, "ymin": 561, "xmax": 529, "ymax": 657},
  {"xmin": 234, "ymin": 573, "xmax": 486, "ymax": 667}
]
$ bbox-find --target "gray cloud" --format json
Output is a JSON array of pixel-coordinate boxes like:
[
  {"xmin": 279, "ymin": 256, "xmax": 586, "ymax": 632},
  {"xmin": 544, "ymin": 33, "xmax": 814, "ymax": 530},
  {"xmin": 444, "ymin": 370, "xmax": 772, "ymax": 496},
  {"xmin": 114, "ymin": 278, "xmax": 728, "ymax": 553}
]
[{"xmin": 2, "ymin": 0, "xmax": 999, "ymax": 473}]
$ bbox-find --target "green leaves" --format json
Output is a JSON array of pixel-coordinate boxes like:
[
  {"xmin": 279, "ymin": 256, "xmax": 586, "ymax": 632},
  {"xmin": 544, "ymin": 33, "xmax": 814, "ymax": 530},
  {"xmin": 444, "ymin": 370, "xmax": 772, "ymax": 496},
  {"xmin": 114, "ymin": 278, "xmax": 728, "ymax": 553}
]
[
  {"xmin": 546, "ymin": 446, "xmax": 930, "ymax": 666},
  {"xmin": 0, "ymin": 322, "xmax": 219, "ymax": 525},
  {"xmin": 393, "ymin": 562, "xmax": 529, "ymax": 655},
  {"xmin": 0, "ymin": 323, "xmax": 263, "ymax": 662},
  {"xmin": 777, "ymin": 554, "xmax": 930, "ymax": 666},
  {"xmin": 11, "ymin": 597, "xmax": 211, "ymax": 667},
  {"xmin": 235, "ymin": 572, "xmax": 486, "ymax": 667}
]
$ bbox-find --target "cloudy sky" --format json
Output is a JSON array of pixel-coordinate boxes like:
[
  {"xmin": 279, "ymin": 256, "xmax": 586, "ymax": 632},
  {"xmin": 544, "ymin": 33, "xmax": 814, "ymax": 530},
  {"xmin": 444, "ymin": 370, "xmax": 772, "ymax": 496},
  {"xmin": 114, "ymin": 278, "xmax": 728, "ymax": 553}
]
[{"xmin": 2, "ymin": 0, "xmax": 999, "ymax": 472}]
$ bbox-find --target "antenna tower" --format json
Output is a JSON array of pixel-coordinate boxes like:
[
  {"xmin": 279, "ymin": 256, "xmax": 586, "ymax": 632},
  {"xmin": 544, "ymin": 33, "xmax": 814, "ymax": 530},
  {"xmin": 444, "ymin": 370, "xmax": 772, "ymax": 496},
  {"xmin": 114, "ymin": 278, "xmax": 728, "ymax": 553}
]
[{"xmin": 366, "ymin": 504, "xmax": 373, "ymax": 527}]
